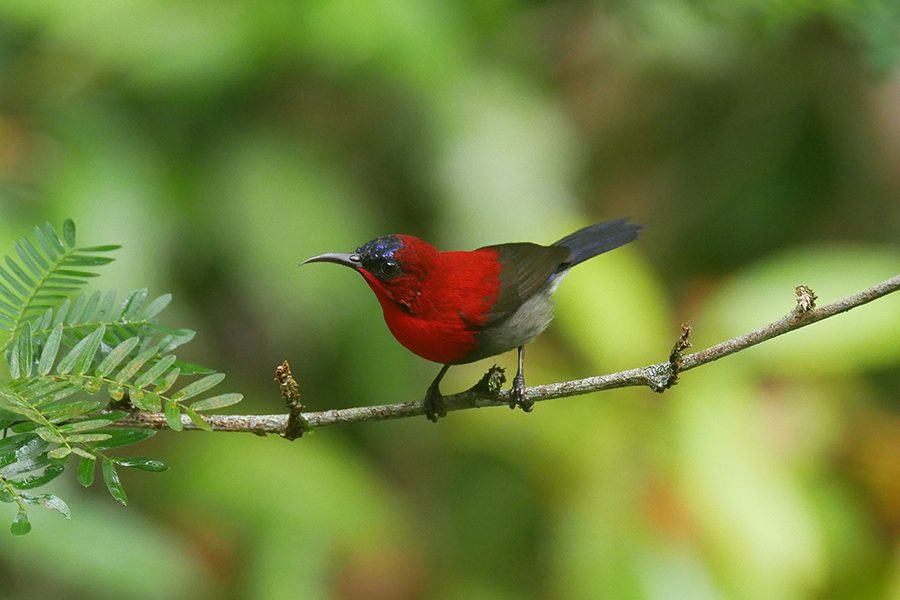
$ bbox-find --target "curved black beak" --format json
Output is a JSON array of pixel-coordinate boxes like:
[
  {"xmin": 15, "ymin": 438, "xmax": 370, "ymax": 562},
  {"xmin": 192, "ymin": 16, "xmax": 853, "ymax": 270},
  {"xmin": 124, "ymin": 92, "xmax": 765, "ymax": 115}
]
[{"xmin": 300, "ymin": 252, "xmax": 361, "ymax": 269}]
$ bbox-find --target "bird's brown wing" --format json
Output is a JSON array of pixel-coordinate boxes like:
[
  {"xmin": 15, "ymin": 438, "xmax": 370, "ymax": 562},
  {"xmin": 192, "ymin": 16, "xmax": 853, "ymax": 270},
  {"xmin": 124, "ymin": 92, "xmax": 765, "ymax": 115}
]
[{"xmin": 476, "ymin": 242, "xmax": 570, "ymax": 326}]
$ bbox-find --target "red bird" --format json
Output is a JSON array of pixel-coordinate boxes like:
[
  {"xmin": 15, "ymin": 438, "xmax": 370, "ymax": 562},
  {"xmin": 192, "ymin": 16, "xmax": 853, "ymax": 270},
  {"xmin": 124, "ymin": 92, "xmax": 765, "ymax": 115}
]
[{"xmin": 303, "ymin": 219, "xmax": 643, "ymax": 422}]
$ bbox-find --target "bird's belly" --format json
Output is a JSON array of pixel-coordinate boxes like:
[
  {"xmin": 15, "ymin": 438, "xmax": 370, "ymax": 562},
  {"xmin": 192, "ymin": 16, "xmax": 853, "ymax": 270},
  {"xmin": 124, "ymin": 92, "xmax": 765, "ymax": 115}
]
[
  {"xmin": 461, "ymin": 286, "xmax": 556, "ymax": 363},
  {"xmin": 381, "ymin": 309, "xmax": 480, "ymax": 365},
  {"xmin": 377, "ymin": 275, "xmax": 562, "ymax": 366}
]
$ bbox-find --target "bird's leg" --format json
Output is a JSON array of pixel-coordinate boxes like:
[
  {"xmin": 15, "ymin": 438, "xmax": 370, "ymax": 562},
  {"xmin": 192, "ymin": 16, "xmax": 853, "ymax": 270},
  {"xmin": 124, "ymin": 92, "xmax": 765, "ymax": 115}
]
[
  {"xmin": 510, "ymin": 345, "xmax": 533, "ymax": 412},
  {"xmin": 424, "ymin": 364, "xmax": 451, "ymax": 423}
]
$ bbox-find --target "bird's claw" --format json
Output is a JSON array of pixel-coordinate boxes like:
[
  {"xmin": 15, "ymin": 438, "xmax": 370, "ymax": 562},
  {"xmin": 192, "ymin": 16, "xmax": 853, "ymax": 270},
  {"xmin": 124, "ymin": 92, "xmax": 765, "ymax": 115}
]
[
  {"xmin": 509, "ymin": 373, "xmax": 533, "ymax": 412},
  {"xmin": 424, "ymin": 384, "xmax": 447, "ymax": 423}
]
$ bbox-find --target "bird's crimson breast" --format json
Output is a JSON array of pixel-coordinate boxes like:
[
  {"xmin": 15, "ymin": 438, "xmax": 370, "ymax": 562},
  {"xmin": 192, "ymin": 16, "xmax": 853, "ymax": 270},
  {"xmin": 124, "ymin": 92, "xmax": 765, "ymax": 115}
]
[{"xmin": 364, "ymin": 248, "xmax": 502, "ymax": 364}]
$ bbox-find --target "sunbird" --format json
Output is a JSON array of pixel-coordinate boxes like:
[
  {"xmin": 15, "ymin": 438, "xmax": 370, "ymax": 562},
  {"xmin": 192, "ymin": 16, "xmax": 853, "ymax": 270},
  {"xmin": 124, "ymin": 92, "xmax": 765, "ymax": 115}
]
[{"xmin": 303, "ymin": 218, "xmax": 643, "ymax": 422}]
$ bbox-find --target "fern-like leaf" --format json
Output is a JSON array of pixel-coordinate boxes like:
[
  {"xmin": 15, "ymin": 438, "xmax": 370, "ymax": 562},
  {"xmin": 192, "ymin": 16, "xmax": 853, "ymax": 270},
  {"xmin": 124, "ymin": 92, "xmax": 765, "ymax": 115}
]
[
  {"xmin": 0, "ymin": 219, "xmax": 242, "ymax": 534},
  {"xmin": 9, "ymin": 322, "xmax": 32, "ymax": 380},
  {"xmin": 26, "ymin": 289, "xmax": 194, "ymax": 361},
  {"xmin": 0, "ymin": 220, "xmax": 119, "ymax": 354},
  {"xmin": 56, "ymin": 326, "xmax": 106, "ymax": 375},
  {"xmin": 95, "ymin": 337, "xmax": 140, "ymax": 377}
]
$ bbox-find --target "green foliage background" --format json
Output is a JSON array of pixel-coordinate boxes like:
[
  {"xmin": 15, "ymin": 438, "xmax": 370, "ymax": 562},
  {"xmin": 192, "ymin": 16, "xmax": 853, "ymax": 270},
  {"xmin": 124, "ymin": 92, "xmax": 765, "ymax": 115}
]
[{"xmin": 1, "ymin": 2, "xmax": 899, "ymax": 598}]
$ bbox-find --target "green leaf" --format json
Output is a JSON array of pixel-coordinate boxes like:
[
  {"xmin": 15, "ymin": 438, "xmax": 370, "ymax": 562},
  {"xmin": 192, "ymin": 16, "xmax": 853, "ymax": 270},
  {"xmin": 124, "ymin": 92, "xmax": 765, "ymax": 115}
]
[
  {"xmin": 54, "ymin": 269, "xmax": 99, "ymax": 279},
  {"xmin": 78, "ymin": 245, "xmax": 122, "ymax": 252},
  {"xmin": 9, "ymin": 422, "xmax": 39, "ymax": 434},
  {"xmin": 121, "ymin": 288, "xmax": 148, "ymax": 319},
  {"xmin": 191, "ymin": 393, "xmax": 243, "ymax": 412},
  {"xmin": 115, "ymin": 344, "xmax": 160, "ymax": 383},
  {"xmin": 70, "ymin": 446, "xmax": 95, "ymax": 460},
  {"xmin": 133, "ymin": 390, "xmax": 150, "ymax": 411},
  {"xmin": 56, "ymin": 325, "xmax": 106, "ymax": 375},
  {"xmin": 15, "ymin": 240, "xmax": 43, "ymax": 278},
  {"xmin": 132, "ymin": 391, "xmax": 162, "ymax": 412},
  {"xmin": 169, "ymin": 358, "xmax": 210, "ymax": 375},
  {"xmin": 40, "ymin": 223, "xmax": 63, "ymax": 256},
  {"xmin": 34, "ymin": 427, "xmax": 65, "ymax": 444},
  {"xmin": 64, "ymin": 255, "xmax": 115, "ymax": 267},
  {"xmin": 22, "ymin": 237, "xmax": 49, "ymax": 271},
  {"xmin": 82, "ymin": 289, "xmax": 102, "ymax": 322},
  {"xmin": 164, "ymin": 398, "xmax": 183, "ymax": 431},
  {"xmin": 7, "ymin": 339, "xmax": 20, "ymax": 379},
  {"xmin": 0, "ymin": 289, "xmax": 23, "ymax": 317},
  {"xmin": 30, "ymin": 493, "xmax": 71, "ymax": 518},
  {"xmin": 62, "ymin": 219, "xmax": 76, "ymax": 248},
  {"xmin": 38, "ymin": 322, "xmax": 63, "ymax": 375},
  {"xmin": 94, "ymin": 428, "xmax": 156, "ymax": 450},
  {"xmin": 95, "ymin": 336, "xmax": 140, "ymax": 377},
  {"xmin": 11, "ymin": 511, "xmax": 31, "ymax": 535},
  {"xmin": 52, "ymin": 298, "xmax": 70, "ymax": 327},
  {"xmin": 80, "ymin": 375, "xmax": 102, "ymax": 395},
  {"xmin": 6, "ymin": 254, "xmax": 35, "ymax": 288},
  {"xmin": 12, "ymin": 321, "xmax": 33, "ymax": 379},
  {"xmin": 0, "ymin": 433, "xmax": 48, "ymax": 470},
  {"xmin": 47, "ymin": 446, "xmax": 71, "ymax": 459},
  {"xmin": 65, "ymin": 433, "xmax": 113, "ymax": 443},
  {"xmin": 134, "ymin": 355, "xmax": 177, "ymax": 389},
  {"xmin": 101, "ymin": 459, "xmax": 128, "ymax": 506},
  {"xmin": 48, "ymin": 384, "xmax": 82, "ymax": 405},
  {"xmin": 141, "ymin": 293, "xmax": 172, "ymax": 320},
  {"xmin": 184, "ymin": 407, "xmax": 212, "ymax": 432},
  {"xmin": 77, "ymin": 456, "xmax": 96, "ymax": 487},
  {"xmin": 10, "ymin": 464, "xmax": 65, "ymax": 490},
  {"xmin": 36, "ymin": 307, "xmax": 53, "ymax": 329},
  {"xmin": 115, "ymin": 457, "xmax": 168, "ymax": 472},
  {"xmin": 44, "ymin": 398, "xmax": 107, "ymax": 423},
  {"xmin": 58, "ymin": 419, "xmax": 114, "ymax": 434},
  {"xmin": 72, "ymin": 325, "xmax": 106, "ymax": 375},
  {"xmin": 42, "ymin": 223, "xmax": 64, "ymax": 254},
  {"xmin": 67, "ymin": 291, "xmax": 88, "ymax": 324},
  {"xmin": 101, "ymin": 410, "xmax": 129, "ymax": 422},
  {"xmin": 107, "ymin": 382, "xmax": 125, "ymax": 401},
  {"xmin": 19, "ymin": 380, "xmax": 73, "ymax": 407},
  {"xmin": 98, "ymin": 289, "xmax": 118, "ymax": 319},
  {"xmin": 172, "ymin": 373, "xmax": 225, "ymax": 402},
  {"xmin": 0, "ymin": 263, "xmax": 28, "ymax": 297},
  {"xmin": 33, "ymin": 224, "xmax": 60, "ymax": 260},
  {"xmin": 154, "ymin": 367, "xmax": 181, "ymax": 394},
  {"xmin": 0, "ymin": 388, "xmax": 43, "ymax": 422}
]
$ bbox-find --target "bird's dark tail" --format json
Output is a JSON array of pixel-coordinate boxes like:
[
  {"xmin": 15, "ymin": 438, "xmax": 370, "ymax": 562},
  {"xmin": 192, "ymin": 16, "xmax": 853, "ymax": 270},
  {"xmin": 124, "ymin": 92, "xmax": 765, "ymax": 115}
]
[{"xmin": 554, "ymin": 218, "xmax": 644, "ymax": 269}]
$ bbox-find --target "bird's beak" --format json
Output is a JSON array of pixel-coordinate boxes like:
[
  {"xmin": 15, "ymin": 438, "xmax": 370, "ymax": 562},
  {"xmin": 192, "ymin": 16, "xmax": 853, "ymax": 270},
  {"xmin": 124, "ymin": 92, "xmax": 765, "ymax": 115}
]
[{"xmin": 300, "ymin": 252, "xmax": 361, "ymax": 269}]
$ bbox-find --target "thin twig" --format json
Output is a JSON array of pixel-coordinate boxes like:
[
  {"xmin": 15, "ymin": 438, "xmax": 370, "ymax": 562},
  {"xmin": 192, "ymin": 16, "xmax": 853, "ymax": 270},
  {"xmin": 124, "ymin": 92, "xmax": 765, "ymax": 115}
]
[
  {"xmin": 117, "ymin": 274, "xmax": 900, "ymax": 435},
  {"xmin": 275, "ymin": 360, "xmax": 306, "ymax": 440}
]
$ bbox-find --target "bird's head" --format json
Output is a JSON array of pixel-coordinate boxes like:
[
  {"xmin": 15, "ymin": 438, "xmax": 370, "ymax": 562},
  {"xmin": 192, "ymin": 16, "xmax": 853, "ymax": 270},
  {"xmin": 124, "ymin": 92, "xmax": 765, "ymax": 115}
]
[{"xmin": 302, "ymin": 234, "xmax": 439, "ymax": 310}]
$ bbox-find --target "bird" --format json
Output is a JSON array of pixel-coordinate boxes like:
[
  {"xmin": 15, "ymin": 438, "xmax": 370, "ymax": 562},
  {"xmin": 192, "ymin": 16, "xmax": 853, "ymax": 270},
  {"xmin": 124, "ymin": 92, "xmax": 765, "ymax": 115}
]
[{"xmin": 302, "ymin": 218, "xmax": 644, "ymax": 422}]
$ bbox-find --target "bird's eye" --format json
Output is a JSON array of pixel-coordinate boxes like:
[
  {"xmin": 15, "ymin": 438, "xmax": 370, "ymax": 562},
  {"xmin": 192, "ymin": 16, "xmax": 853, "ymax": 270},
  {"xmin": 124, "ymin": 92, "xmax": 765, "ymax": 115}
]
[{"xmin": 379, "ymin": 260, "xmax": 400, "ymax": 278}]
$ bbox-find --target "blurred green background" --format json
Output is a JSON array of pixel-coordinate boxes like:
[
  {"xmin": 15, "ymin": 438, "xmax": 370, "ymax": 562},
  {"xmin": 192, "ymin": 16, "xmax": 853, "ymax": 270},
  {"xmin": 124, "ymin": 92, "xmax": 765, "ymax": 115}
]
[{"xmin": 1, "ymin": 2, "xmax": 900, "ymax": 599}]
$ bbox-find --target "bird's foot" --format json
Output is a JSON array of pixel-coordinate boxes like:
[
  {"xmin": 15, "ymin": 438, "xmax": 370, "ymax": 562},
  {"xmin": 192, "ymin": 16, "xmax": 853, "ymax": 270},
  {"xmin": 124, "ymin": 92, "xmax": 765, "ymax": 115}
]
[
  {"xmin": 509, "ymin": 373, "xmax": 533, "ymax": 412},
  {"xmin": 424, "ymin": 384, "xmax": 447, "ymax": 423}
]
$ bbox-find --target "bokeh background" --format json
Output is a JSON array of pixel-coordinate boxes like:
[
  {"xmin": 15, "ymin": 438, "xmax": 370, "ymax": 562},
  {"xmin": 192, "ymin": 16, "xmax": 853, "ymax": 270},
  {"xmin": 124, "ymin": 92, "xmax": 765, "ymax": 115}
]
[{"xmin": 1, "ymin": 2, "xmax": 900, "ymax": 599}]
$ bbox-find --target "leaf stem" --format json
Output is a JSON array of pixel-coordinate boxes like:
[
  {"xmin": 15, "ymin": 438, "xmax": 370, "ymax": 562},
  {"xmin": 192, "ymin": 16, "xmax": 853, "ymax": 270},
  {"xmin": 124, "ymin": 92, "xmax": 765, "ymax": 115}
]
[{"xmin": 1, "ymin": 476, "xmax": 29, "ymax": 512}]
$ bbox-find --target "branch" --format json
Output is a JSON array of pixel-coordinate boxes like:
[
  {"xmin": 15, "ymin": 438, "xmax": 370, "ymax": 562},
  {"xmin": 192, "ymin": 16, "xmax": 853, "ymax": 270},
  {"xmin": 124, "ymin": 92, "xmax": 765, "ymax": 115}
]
[{"xmin": 118, "ymin": 274, "xmax": 900, "ymax": 435}]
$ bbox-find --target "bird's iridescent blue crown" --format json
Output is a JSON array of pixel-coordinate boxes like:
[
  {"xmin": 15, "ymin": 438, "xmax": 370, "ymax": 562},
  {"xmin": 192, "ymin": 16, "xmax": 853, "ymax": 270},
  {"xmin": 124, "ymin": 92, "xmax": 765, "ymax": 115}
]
[{"xmin": 355, "ymin": 235, "xmax": 404, "ymax": 280}]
